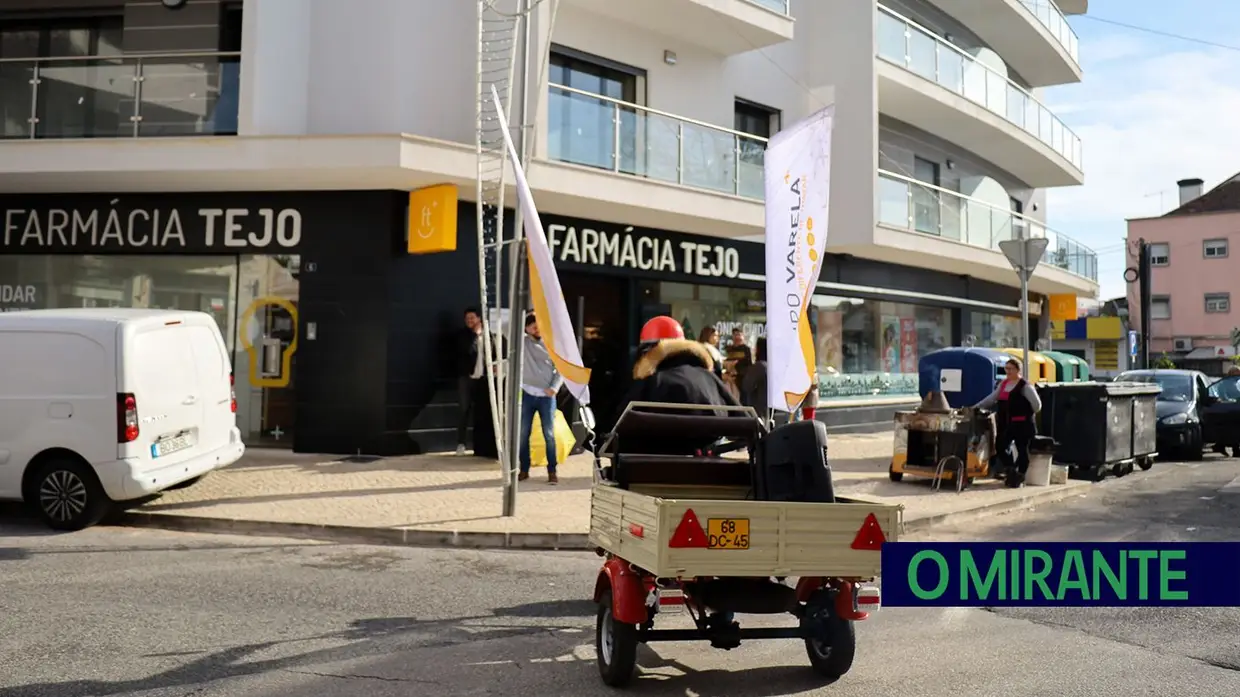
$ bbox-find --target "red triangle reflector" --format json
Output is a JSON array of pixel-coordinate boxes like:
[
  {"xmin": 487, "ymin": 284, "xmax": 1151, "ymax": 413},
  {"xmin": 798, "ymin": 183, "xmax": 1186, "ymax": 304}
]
[
  {"xmin": 850, "ymin": 512, "xmax": 887, "ymax": 551},
  {"xmin": 668, "ymin": 508, "xmax": 708, "ymax": 548}
]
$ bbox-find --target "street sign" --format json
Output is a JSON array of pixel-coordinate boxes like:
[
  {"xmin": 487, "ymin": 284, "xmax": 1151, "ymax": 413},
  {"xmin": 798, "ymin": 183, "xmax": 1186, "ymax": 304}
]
[
  {"xmin": 1128, "ymin": 330, "xmax": 1139, "ymax": 357},
  {"xmin": 998, "ymin": 238, "xmax": 1051, "ymax": 281}
]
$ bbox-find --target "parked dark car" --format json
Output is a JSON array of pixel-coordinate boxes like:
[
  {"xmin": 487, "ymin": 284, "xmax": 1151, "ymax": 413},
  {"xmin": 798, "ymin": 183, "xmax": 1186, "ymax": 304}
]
[{"xmin": 1115, "ymin": 369, "xmax": 1240, "ymax": 459}]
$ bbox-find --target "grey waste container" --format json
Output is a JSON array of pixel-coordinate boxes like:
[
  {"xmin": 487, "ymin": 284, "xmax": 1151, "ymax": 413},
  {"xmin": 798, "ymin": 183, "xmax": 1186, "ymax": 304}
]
[{"xmin": 1037, "ymin": 381, "xmax": 1161, "ymax": 481}]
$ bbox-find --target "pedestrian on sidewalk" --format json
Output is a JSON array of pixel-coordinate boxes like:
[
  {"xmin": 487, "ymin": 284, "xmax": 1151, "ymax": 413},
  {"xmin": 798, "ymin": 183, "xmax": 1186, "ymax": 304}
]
[
  {"xmin": 456, "ymin": 307, "xmax": 486, "ymax": 456},
  {"xmin": 974, "ymin": 357, "xmax": 1042, "ymax": 488},
  {"xmin": 519, "ymin": 312, "xmax": 563, "ymax": 484},
  {"xmin": 741, "ymin": 337, "xmax": 769, "ymax": 426},
  {"xmin": 697, "ymin": 326, "xmax": 726, "ymax": 379}
]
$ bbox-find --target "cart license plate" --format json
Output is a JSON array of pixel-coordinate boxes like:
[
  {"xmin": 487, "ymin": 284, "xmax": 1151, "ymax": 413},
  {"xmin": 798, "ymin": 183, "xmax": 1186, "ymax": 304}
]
[
  {"xmin": 151, "ymin": 432, "xmax": 195, "ymax": 458},
  {"xmin": 707, "ymin": 518, "xmax": 749, "ymax": 550}
]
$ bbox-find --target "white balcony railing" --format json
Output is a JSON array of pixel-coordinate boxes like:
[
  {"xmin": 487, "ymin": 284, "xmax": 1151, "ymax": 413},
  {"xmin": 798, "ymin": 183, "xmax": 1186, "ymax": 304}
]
[
  {"xmin": 1019, "ymin": 0, "xmax": 1080, "ymax": 64},
  {"xmin": 0, "ymin": 51, "xmax": 240, "ymax": 139},
  {"xmin": 876, "ymin": 6, "xmax": 1082, "ymax": 171},
  {"xmin": 547, "ymin": 83, "xmax": 768, "ymax": 199},
  {"xmin": 877, "ymin": 169, "xmax": 1098, "ymax": 281}
]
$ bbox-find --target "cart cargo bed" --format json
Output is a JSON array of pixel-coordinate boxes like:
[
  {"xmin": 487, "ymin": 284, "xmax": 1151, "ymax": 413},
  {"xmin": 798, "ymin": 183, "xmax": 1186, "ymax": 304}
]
[{"xmin": 589, "ymin": 484, "xmax": 902, "ymax": 579}]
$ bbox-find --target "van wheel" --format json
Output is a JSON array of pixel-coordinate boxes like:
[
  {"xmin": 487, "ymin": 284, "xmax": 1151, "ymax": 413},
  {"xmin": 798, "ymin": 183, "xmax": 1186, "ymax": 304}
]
[{"xmin": 30, "ymin": 458, "xmax": 111, "ymax": 531}]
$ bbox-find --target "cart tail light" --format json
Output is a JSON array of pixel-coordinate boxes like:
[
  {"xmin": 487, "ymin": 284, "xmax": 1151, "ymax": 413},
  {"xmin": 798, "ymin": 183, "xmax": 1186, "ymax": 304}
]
[
  {"xmin": 658, "ymin": 589, "xmax": 685, "ymax": 606},
  {"xmin": 850, "ymin": 512, "xmax": 887, "ymax": 551},
  {"xmin": 117, "ymin": 393, "xmax": 139, "ymax": 443},
  {"xmin": 855, "ymin": 584, "xmax": 882, "ymax": 613},
  {"xmin": 229, "ymin": 373, "xmax": 237, "ymax": 413}
]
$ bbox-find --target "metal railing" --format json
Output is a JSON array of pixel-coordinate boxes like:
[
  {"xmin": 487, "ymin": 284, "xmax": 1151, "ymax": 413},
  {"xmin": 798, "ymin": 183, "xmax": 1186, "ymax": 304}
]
[
  {"xmin": 745, "ymin": 0, "xmax": 792, "ymax": 14},
  {"xmin": 876, "ymin": 6, "xmax": 1082, "ymax": 171},
  {"xmin": 1019, "ymin": 0, "xmax": 1080, "ymax": 64},
  {"xmin": 547, "ymin": 82, "xmax": 768, "ymax": 200},
  {"xmin": 0, "ymin": 51, "xmax": 240, "ymax": 139},
  {"xmin": 877, "ymin": 168, "xmax": 1098, "ymax": 281}
]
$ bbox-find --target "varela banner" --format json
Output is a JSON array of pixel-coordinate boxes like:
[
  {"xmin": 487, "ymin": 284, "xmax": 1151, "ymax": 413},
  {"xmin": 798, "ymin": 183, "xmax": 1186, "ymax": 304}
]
[
  {"xmin": 763, "ymin": 105, "xmax": 834, "ymax": 412},
  {"xmin": 490, "ymin": 87, "xmax": 591, "ymax": 404}
]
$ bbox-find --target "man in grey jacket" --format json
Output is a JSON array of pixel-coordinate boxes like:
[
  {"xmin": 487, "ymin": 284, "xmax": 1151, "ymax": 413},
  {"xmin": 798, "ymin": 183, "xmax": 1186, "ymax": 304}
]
[{"xmin": 519, "ymin": 312, "xmax": 564, "ymax": 484}]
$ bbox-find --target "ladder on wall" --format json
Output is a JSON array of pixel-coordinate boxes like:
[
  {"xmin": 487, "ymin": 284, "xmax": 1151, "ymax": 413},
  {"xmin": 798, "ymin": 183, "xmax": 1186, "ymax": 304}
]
[{"xmin": 475, "ymin": 0, "xmax": 523, "ymax": 459}]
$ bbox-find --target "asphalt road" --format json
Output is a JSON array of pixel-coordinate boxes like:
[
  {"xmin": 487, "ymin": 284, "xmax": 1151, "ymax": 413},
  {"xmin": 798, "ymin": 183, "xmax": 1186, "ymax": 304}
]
[{"xmin": 1, "ymin": 460, "xmax": 1238, "ymax": 697}]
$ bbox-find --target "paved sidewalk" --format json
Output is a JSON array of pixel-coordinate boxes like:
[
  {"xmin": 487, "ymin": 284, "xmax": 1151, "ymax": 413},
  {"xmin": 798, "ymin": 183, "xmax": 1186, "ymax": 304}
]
[{"xmin": 119, "ymin": 433, "xmax": 1103, "ymax": 548}]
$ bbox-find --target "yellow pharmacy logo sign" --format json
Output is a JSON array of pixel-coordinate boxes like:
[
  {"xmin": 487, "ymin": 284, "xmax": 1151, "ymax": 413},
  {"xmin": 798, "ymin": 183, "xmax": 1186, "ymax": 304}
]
[{"xmin": 407, "ymin": 184, "xmax": 458, "ymax": 255}]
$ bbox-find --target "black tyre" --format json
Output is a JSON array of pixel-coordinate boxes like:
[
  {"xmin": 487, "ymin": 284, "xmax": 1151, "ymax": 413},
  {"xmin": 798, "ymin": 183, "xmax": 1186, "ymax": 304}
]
[
  {"xmin": 888, "ymin": 464, "xmax": 903, "ymax": 482},
  {"xmin": 166, "ymin": 475, "xmax": 205, "ymax": 491},
  {"xmin": 1185, "ymin": 427, "xmax": 1204, "ymax": 461},
  {"xmin": 596, "ymin": 589, "xmax": 639, "ymax": 687},
  {"xmin": 805, "ymin": 615, "xmax": 856, "ymax": 680},
  {"xmin": 1091, "ymin": 465, "xmax": 1108, "ymax": 482},
  {"xmin": 1137, "ymin": 456, "xmax": 1154, "ymax": 471},
  {"xmin": 29, "ymin": 458, "xmax": 111, "ymax": 531}
]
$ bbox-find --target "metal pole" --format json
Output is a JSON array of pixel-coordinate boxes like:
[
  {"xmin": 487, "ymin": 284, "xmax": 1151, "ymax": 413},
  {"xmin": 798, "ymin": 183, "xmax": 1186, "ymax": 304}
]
[
  {"xmin": 501, "ymin": 0, "xmax": 534, "ymax": 517},
  {"xmin": 1138, "ymin": 237, "xmax": 1152, "ymax": 369},
  {"xmin": 1020, "ymin": 263, "xmax": 1030, "ymax": 373}
]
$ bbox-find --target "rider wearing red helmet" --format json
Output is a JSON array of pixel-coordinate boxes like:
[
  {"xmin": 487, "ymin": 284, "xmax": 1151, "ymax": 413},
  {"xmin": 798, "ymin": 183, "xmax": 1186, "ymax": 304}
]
[{"xmin": 613, "ymin": 316, "xmax": 739, "ymax": 453}]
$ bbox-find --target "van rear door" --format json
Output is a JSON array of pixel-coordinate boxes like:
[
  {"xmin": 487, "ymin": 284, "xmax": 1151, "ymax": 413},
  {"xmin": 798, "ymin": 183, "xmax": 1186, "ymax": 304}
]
[
  {"xmin": 183, "ymin": 321, "xmax": 233, "ymax": 453},
  {"xmin": 125, "ymin": 322, "xmax": 209, "ymax": 467}
]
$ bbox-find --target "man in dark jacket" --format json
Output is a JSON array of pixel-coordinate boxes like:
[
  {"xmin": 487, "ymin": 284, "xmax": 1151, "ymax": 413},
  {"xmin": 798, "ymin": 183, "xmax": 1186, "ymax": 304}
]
[{"xmin": 613, "ymin": 316, "xmax": 741, "ymax": 454}]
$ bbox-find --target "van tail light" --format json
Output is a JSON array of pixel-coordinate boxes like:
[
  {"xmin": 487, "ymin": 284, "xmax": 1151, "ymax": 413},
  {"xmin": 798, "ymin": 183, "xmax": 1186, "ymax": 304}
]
[
  {"xmin": 117, "ymin": 393, "xmax": 139, "ymax": 443},
  {"xmin": 229, "ymin": 373, "xmax": 237, "ymax": 413}
]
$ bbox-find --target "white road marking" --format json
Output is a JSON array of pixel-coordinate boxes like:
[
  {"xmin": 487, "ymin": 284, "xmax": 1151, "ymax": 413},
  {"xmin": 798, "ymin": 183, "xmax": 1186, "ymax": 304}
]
[{"xmin": 1220, "ymin": 475, "xmax": 1240, "ymax": 493}]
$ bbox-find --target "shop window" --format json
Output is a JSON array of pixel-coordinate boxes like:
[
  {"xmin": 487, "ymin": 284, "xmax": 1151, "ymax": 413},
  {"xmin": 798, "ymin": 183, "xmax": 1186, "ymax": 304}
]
[
  {"xmin": 967, "ymin": 311, "xmax": 1023, "ymax": 349},
  {"xmin": 815, "ymin": 297, "xmax": 953, "ymax": 401},
  {"xmin": 0, "ymin": 254, "xmax": 300, "ymax": 447}
]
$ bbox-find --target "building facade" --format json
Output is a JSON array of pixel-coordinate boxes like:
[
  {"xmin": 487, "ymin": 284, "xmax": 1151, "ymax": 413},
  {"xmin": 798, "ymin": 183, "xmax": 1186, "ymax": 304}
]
[
  {"xmin": 0, "ymin": 0, "xmax": 1098, "ymax": 453},
  {"xmin": 1127, "ymin": 177, "xmax": 1240, "ymax": 375}
]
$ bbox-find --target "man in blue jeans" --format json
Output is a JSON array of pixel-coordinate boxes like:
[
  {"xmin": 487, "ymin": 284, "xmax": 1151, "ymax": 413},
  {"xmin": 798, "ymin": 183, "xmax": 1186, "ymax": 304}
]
[{"xmin": 519, "ymin": 312, "xmax": 563, "ymax": 484}]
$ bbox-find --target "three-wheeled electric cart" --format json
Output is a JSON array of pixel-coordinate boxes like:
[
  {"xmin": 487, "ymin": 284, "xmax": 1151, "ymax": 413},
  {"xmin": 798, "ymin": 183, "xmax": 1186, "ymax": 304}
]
[{"xmin": 588, "ymin": 402, "xmax": 902, "ymax": 688}]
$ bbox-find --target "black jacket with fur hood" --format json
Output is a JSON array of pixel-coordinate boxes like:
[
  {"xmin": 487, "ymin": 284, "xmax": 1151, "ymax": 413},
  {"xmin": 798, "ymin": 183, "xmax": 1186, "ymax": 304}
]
[{"xmin": 613, "ymin": 339, "xmax": 741, "ymax": 453}]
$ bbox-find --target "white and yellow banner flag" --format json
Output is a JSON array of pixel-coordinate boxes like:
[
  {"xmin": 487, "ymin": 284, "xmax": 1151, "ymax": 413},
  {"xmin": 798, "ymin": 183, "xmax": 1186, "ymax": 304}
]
[
  {"xmin": 490, "ymin": 86, "xmax": 591, "ymax": 404},
  {"xmin": 764, "ymin": 105, "xmax": 834, "ymax": 412}
]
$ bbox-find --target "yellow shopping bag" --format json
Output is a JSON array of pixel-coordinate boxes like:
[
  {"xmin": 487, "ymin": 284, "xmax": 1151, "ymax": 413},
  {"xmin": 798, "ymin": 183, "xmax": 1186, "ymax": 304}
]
[{"xmin": 529, "ymin": 408, "xmax": 574, "ymax": 467}]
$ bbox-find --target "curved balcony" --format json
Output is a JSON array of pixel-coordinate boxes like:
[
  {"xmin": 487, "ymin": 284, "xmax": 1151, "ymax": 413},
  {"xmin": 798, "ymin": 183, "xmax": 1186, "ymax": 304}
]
[
  {"xmin": 876, "ymin": 6, "xmax": 1083, "ymax": 187},
  {"xmin": 558, "ymin": 0, "xmax": 794, "ymax": 55},
  {"xmin": 877, "ymin": 169, "xmax": 1097, "ymax": 282},
  {"xmin": 917, "ymin": 0, "xmax": 1080, "ymax": 87}
]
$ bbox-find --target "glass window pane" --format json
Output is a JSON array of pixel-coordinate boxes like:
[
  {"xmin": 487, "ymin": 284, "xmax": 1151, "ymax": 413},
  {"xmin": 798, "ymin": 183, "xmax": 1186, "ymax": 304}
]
[{"xmin": 0, "ymin": 29, "xmax": 41, "ymax": 59}]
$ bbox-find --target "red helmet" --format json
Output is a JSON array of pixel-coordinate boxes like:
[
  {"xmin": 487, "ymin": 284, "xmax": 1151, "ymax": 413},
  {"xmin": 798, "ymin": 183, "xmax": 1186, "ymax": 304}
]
[{"xmin": 640, "ymin": 316, "xmax": 684, "ymax": 344}]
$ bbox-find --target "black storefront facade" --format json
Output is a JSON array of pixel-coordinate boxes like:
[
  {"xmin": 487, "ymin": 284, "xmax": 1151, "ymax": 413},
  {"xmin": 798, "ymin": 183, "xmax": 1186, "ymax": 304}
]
[{"xmin": 2, "ymin": 192, "xmax": 1031, "ymax": 455}]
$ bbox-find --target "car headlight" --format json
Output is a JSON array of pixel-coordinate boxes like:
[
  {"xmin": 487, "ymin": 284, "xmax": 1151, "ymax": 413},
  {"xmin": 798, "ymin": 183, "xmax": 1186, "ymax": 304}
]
[{"xmin": 1161, "ymin": 412, "xmax": 1189, "ymax": 425}]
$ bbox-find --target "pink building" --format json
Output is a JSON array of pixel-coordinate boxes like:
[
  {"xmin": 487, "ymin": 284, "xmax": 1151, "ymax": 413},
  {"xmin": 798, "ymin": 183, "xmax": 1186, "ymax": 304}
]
[{"xmin": 1127, "ymin": 177, "xmax": 1240, "ymax": 374}]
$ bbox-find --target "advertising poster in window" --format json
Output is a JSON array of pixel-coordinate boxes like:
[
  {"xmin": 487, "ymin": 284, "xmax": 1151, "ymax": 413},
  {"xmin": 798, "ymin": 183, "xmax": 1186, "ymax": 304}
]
[
  {"xmin": 815, "ymin": 307, "xmax": 843, "ymax": 374},
  {"xmin": 900, "ymin": 317, "xmax": 918, "ymax": 373},
  {"xmin": 881, "ymin": 315, "xmax": 901, "ymax": 373}
]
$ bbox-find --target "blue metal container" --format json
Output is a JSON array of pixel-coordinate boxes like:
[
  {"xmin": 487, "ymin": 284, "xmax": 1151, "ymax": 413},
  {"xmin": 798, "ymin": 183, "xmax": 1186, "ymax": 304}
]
[{"xmin": 918, "ymin": 347, "xmax": 1011, "ymax": 408}]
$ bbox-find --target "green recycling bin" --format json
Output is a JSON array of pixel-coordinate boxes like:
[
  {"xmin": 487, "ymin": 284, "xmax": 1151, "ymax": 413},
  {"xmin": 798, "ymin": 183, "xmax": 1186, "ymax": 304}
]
[{"xmin": 1041, "ymin": 350, "xmax": 1089, "ymax": 382}]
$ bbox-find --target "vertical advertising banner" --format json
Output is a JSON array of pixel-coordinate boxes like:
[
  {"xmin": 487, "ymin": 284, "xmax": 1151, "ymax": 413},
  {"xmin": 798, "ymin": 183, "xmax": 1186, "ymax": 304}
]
[
  {"xmin": 490, "ymin": 87, "xmax": 591, "ymax": 404},
  {"xmin": 764, "ymin": 106, "xmax": 834, "ymax": 412}
]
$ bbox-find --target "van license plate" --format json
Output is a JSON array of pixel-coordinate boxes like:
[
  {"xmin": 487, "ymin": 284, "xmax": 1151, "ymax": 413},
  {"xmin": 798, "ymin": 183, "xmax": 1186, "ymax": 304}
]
[
  {"xmin": 151, "ymin": 433, "xmax": 195, "ymax": 458},
  {"xmin": 706, "ymin": 518, "xmax": 750, "ymax": 550}
]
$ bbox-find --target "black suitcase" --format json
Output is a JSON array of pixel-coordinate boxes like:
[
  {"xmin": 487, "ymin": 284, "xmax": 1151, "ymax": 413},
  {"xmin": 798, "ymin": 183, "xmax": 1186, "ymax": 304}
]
[{"xmin": 755, "ymin": 420, "xmax": 835, "ymax": 503}]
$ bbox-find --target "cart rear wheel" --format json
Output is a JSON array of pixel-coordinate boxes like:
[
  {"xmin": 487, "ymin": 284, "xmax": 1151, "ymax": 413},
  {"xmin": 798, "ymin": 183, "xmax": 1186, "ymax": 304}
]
[
  {"xmin": 888, "ymin": 464, "xmax": 903, "ymax": 482},
  {"xmin": 805, "ymin": 616, "xmax": 855, "ymax": 680},
  {"xmin": 596, "ymin": 589, "xmax": 639, "ymax": 687}
]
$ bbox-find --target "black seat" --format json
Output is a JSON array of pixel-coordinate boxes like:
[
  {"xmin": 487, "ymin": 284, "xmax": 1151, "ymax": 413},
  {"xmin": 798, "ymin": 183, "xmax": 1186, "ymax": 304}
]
[{"xmin": 602, "ymin": 406, "xmax": 762, "ymax": 490}]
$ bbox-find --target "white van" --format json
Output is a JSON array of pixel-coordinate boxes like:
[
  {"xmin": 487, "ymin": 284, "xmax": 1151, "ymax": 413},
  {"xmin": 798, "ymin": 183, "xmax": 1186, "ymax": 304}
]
[{"xmin": 0, "ymin": 308, "xmax": 245, "ymax": 530}]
